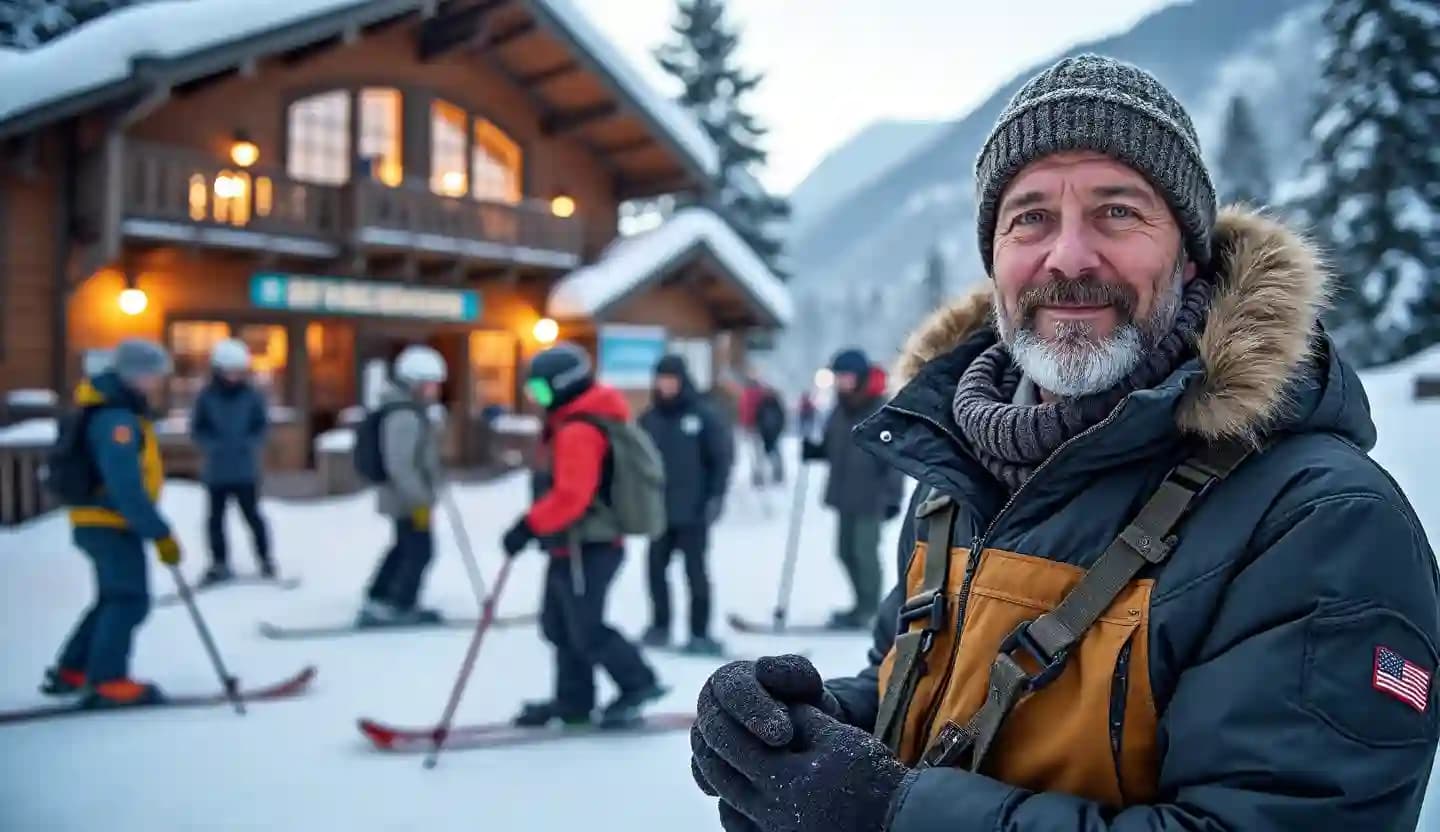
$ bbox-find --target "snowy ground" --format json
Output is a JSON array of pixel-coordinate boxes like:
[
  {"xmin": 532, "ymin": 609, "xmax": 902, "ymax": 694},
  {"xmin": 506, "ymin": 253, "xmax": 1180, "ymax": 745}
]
[{"xmin": 2, "ymin": 349, "xmax": 1439, "ymax": 830}]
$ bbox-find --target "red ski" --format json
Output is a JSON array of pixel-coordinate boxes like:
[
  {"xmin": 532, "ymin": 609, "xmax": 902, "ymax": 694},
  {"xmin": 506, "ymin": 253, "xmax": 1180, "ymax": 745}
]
[
  {"xmin": 358, "ymin": 711, "xmax": 695, "ymax": 753},
  {"xmin": 0, "ymin": 666, "xmax": 317, "ymax": 726}
]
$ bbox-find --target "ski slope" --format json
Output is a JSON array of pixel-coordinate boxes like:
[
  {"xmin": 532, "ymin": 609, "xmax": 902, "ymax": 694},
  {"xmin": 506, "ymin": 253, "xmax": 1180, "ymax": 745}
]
[{"xmin": 2, "ymin": 350, "xmax": 1438, "ymax": 830}]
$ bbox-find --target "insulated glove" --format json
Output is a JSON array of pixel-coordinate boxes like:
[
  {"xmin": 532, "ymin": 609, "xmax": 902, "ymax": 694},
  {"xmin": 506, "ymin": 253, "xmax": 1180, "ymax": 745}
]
[
  {"xmin": 884, "ymin": 503, "xmax": 901, "ymax": 521},
  {"xmin": 154, "ymin": 536, "xmax": 182, "ymax": 566},
  {"xmin": 502, "ymin": 516, "xmax": 535, "ymax": 558},
  {"xmin": 694, "ymin": 655, "xmax": 844, "ymax": 749},
  {"xmin": 411, "ymin": 506, "xmax": 431, "ymax": 531},
  {"xmin": 704, "ymin": 497, "xmax": 725, "ymax": 526},
  {"xmin": 692, "ymin": 703, "xmax": 910, "ymax": 832},
  {"xmin": 800, "ymin": 441, "xmax": 826, "ymax": 462}
]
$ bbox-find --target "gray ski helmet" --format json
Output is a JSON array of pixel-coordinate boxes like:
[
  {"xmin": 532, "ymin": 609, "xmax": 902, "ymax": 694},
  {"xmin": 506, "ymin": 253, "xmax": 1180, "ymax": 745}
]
[{"xmin": 112, "ymin": 339, "xmax": 173, "ymax": 382}]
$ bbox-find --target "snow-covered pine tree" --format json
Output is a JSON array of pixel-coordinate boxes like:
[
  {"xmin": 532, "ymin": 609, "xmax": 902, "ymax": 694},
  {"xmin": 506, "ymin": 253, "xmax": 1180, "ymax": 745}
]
[
  {"xmin": 1215, "ymin": 95, "xmax": 1273, "ymax": 207},
  {"xmin": 654, "ymin": 0, "xmax": 789, "ymax": 275},
  {"xmin": 0, "ymin": 0, "xmax": 144, "ymax": 49},
  {"xmin": 1293, "ymin": 0, "xmax": 1440, "ymax": 365}
]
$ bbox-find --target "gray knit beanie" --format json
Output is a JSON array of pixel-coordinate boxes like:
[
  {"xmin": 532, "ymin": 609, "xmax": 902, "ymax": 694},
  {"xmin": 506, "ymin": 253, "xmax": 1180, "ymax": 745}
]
[
  {"xmin": 974, "ymin": 54, "xmax": 1216, "ymax": 274},
  {"xmin": 112, "ymin": 339, "xmax": 172, "ymax": 382}
]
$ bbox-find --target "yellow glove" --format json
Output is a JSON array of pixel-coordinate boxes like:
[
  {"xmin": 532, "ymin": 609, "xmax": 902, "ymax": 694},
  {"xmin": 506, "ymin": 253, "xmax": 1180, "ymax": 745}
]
[
  {"xmin": 411, "ymin": 506, "xmax": 431, "ymax": 531},
  {"xmin": 155, "ymin": 536, "xmax": 182, "ymax": 566}
]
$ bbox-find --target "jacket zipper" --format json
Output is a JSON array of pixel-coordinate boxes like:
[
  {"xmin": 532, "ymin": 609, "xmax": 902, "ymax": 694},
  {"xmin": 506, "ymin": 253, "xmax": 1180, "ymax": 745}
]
[
  {"xmin": 1110, "ymin": 638, "xmax": 1133, "ymax": 800},
  {"xmin": 912, "ymin": 400, "xmax": 1133, "ymax": 754}
]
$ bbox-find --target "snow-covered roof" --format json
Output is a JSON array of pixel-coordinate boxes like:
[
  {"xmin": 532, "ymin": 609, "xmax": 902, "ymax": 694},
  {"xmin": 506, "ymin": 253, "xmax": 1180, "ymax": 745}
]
[
  {"xmin": 0, "ymin": 418, "xmax": 58, "ymax": 446},
  {"xmin": 548, "ymin": 207, "xmax": 793, "ymax": 327},
  {"xmin": 0, "ymin": 0, "xmax": 719, "ymax": 180}
]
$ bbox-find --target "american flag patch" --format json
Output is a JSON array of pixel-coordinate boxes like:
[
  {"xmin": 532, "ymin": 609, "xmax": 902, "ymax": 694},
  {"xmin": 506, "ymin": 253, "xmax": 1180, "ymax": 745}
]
[{"xmin": 1373, "ymin": 646, "xmax": 1432, "ymax": 712}]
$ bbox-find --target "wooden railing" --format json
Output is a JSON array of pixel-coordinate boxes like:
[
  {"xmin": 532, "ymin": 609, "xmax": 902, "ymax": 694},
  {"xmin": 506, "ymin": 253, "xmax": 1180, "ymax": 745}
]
[
  {"xmin": 124, "ymin": 141, "xmax": 345, "ymax": 241},
  {"xmin": 352, "ymin": 180, "xmax": 585, "ymax": 260}
]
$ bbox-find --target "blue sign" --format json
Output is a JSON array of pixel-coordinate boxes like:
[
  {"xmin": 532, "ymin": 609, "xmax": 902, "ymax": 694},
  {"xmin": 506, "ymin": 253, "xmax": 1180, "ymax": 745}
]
[
  {"xmin": 250, "ymin": 272, "xmax": 480, "ymax": 322},
  {"xmin": 598, "ymin": 325, "xmax": 667, "ymax": 389}
]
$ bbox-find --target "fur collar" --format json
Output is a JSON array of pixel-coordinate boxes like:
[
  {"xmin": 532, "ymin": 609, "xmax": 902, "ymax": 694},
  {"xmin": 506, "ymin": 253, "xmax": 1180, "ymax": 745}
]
[{"xmin": 894, "ymin": 207, "xmax": 1331, "ymax": 442}]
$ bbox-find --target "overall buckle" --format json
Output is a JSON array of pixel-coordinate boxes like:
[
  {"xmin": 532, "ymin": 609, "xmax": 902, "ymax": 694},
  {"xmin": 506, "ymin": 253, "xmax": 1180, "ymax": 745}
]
[{"xmin": 999, "ymin": 620, "xmax": 1070, "ymax": 692}]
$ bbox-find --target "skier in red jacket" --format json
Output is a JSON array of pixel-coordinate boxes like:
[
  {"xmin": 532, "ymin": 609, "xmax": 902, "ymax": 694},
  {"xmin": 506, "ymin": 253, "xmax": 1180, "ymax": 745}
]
[{"xmin": 500, "ymin": 342, "xmax": 664, "ymax": 728}]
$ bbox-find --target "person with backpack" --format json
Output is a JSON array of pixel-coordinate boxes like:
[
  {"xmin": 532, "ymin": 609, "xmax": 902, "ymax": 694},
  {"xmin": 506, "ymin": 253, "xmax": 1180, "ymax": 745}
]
[
  {"xmin": 356, "ymin": 345, "xmax": 447, "ymax": 627},
  {"xmin": 801, "ymin": 348, "xmax": 904, "ymax": 631},
  {"xmin": 501, "ymin": 342, "xmax": 666, "ymax": 728},
  {"xmin": 190, "ymin": 338, "xmax": 272, "ymax": 585},
  {"xmin": 42, "ymin": 339, "xmax": 182, "ymax": 708},
  {"xmin": 638, "ymin": 354, "xmax": 733, "ymax": 656}
]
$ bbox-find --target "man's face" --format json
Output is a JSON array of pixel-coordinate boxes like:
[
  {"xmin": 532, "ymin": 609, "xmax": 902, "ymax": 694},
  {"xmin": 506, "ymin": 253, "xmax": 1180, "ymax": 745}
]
[
  {"xmin": 834, "ymin": 372, "xmax": 859, "ymax": 395},
  {"xmin": 655, "ymin": 374, "xmax": 682, "ymax": 400},
  {"xmin": 417, "ymin": 381, "xmax": 442, "ymax": 403},
  {"xmin": 990, "ymin": 151, "xmax": 1196, "ymax": 397},
  {"xmin": 222, "ymin": 370, "xmax": 246, "ymax": 384},
  {"xmin": 129, "ymin": 374, "xmax": 165, "ymax": 400}
]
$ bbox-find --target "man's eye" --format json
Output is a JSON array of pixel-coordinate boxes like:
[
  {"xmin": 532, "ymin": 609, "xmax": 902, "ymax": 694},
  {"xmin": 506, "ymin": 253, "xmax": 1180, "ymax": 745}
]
[
  {"xmin": 1015, "ymin": 210, "xmax": 1046, "ymax": 226},
  {"xmin": 1104, "ymin": 205, "xmax": 1137, "ymax": 219}
]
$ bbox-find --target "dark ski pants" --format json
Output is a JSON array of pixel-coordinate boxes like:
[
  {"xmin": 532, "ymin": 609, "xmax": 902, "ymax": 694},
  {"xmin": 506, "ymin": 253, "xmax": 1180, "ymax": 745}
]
[
  {"xmin": 206, "ymin": 483, "xmax": 270, "ymax": 570},
  {"xmin": 365, "ymin": 517, "xmax": 434, "ymax": 609},
  {"xmin": 646, "ymin": 524, "xmax": 713, "ymax": 639},
  {"xmin": 750, "ymin": 434, "xmax": 784, "ymax": 486},
  {"xmin": 541, "ymin": 544, "xmax": 657, "ymax": 717},
  {"xmin": 836, "ymin": 513, "xmax": 882, "ymax": 617},
  {"xmin": 57, "ymin": 527, "xmax": 150, "ymax": 683}
]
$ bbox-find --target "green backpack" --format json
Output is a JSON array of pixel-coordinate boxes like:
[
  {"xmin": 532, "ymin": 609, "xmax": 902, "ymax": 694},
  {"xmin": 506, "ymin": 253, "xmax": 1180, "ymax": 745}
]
[{"xmin": 569, "ymin": 414, "xmax": 667, "ymax": 539}]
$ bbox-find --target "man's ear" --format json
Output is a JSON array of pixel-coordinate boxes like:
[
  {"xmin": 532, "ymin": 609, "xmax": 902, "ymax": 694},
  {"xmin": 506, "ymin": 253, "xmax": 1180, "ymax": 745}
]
[{"xmin": 1181, "ymin": 259, "xmax": 1198, "ymax": 284}]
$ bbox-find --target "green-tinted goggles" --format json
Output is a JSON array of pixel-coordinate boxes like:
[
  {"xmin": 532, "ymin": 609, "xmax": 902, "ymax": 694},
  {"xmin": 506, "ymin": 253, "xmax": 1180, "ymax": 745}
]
[{"xmin": 525, "ymin": 377, "xmax": 555, "ymax": 408}]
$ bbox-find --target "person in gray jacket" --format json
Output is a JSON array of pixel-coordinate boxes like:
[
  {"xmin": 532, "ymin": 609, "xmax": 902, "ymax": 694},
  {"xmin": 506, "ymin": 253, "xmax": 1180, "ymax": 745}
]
[
  {"xmin": 359, "ymin": 345, "xmax": 447, "ymax": 626},
  {"xmin": 190, "ymin": 338, "xmax": 272, "ymax": 584}
]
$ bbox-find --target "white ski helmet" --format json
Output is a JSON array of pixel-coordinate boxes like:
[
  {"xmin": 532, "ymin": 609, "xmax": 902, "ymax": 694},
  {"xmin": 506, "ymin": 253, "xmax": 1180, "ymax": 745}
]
[
  {"xmin": 394, "ymin": 345, "xmax": 447, "ymax": 385},
  {"xmin": 211, "ymin": 338, "xmax": 251, "ymax": 371}
]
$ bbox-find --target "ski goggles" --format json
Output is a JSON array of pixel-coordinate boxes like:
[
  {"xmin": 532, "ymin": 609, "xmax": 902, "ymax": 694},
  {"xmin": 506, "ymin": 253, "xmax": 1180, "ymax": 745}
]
[{"xmin": 525, "ymin": 377, "xmax": 555, "ymax": 409}]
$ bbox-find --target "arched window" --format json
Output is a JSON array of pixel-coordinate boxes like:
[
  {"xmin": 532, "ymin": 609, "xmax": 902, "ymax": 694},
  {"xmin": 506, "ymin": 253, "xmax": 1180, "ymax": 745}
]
[{"xmin": 286, "ymin": 90, "xmax": 351, "ymax": 185}]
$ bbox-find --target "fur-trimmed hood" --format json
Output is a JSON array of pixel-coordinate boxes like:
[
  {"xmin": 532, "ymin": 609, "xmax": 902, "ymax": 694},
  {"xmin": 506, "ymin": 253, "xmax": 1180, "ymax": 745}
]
[{"xmin": 894, "ymin": 207, "xmax": 1333, "ymax": 443}]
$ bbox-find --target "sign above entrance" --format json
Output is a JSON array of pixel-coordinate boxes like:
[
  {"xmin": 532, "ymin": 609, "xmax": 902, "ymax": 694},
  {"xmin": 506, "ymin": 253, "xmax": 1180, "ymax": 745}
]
[
  {"xmin": 250, "ymin": 272, "xmax": 480, "ymax": 322},
  {"xmin": 598, "ymin": 325, "xmax": 667, "ymax": 389}
]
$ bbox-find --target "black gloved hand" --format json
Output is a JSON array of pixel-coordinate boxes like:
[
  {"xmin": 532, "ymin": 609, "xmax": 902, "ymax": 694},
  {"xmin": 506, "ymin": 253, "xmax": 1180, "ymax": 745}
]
[
  {"xmin": 693, "ymin": 702, "xmax": 911, "ymax": 832},
  {"xmin": 800, "ymin": 441, "xmax": 826, "ymax": 462},
  {"xmin": 704, "ymin": 496, "xmax": 725, "ymax": 526},
  {"xmin": 695, "ymin": 655, "xmax": 843, "ymax": 749},
  {"xmin": 501, "ymin": 516, "xmax": 534, "ymax": 558},
  {"xmin": 884, "ymin": 503, "xmax": 901, "ymax": 521}
]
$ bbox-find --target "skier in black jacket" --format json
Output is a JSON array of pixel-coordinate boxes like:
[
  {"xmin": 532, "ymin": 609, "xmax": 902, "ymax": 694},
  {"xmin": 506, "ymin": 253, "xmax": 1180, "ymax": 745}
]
[{"xmin": 639, "ymin": 354, "xmax": 734, "ymax": 655}]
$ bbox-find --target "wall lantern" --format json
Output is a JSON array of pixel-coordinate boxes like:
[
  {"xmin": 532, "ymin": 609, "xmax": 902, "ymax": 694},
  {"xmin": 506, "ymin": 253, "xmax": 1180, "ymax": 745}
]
[
  {"xmin": 230, "ymin": 131, "xmax": 259, "ymax": 168},
  {"xmin": 813, "ymin": 368, "xmax": 834, "ymax": 390},
  {"xmin": 533, "ymin": 317, "xmax": 559, "ymax": 345},
  {"xmin": 550, "ymin": 193, "xmax": 576, "ymax": 218},
  {"xmin": 118, "ymin": 287, "xmax": 148, "ymax": 316}
]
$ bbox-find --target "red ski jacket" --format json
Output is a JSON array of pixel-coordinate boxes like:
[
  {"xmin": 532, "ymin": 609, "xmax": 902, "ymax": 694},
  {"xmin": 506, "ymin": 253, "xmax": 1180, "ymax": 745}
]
[{"xmin": 525, "ymin": 383, "xmax": 632, "ymax": 537}]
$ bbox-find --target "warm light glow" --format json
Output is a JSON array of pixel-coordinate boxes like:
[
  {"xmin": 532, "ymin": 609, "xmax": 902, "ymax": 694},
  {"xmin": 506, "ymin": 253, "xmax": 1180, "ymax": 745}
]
[
  {"xmin": 230, "ymin": 139, "xmax": 259, "ymax": 168},
  {"xmin": 440, "ymin": 170, "xmax": 467, "ymax": 196},
  {"xmin": 214, "ymin": 174, "xmax": 245, "ymax": 199},
  {"xmin": 189, "ymin": 174, "xmax": 208, "ymax": 220},
  {"xmin": 119, "ymin": 288, "xmax": 148, "ymax": 316},
  {"xmin": 533, "ymin": 318, "xmax": 559, "ymax": 345},
  {"xmin": 814, "ymin": 368, "xmax": 834, "ymax": 390},
  {"xmin": 550, "ymin": 194, "xmax": 576, "ymax": 218},
  {"xmin": 376, "ymin": 157, "xmax": 404, "ymax": 187}
]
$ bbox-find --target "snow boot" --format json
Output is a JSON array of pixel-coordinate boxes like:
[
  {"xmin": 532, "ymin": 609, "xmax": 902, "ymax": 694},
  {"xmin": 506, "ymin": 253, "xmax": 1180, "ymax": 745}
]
[
  {"xmin": 83, "ymin": 679, "xmax": 165, "ymax": 709},
  {"xmin": 40, "ymin": 667, "xmax": 86, "ymax": 697},
  {"xmin": 682, "ymin": 636, "xmax": 726, "ymax": 657},
  {"xmin": 258, "ymin": 559, "xmax": 277, "ymax": 580},
  {"xmin": 599, "ymin": 682, "xmax": 668, "ymax": 728},
  {"xmin": 512, "ymin": 701, "xmax": 592, "ymax": 728},
  {"xmin": 198, "ymin": 563, "xmax": 233, "ymax": 587},
  {"xmin": 640, "ymin": 625, "xmax": 669, "ymax": 648}
]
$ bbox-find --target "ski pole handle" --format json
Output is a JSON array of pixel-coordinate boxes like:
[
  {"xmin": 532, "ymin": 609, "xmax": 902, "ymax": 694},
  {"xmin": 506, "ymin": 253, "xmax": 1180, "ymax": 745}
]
[{"xmin": 167, "ymin": 565, "xmax": 245, "ymax": 716}]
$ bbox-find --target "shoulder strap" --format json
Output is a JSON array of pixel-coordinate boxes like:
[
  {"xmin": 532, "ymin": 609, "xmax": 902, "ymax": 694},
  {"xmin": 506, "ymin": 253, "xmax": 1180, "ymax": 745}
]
[
  {"xmin": 875, "ymin": 488, "xmax": 958, "ymax": 754},
  {"xmin": 919, "ymin": 439, "xmax": 1255, "ymax": 771}
]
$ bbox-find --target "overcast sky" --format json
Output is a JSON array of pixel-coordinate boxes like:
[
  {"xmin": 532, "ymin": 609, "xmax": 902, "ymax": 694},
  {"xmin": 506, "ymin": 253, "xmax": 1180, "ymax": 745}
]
[{"xmin": 577, "ymin": 0, "xmax": 1181, "ymax": 193}]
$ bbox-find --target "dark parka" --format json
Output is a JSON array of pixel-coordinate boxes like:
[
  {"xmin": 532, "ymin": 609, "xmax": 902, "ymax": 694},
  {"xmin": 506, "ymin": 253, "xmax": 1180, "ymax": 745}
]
[
  {"xmin": 639, "ymin": 371, "xmax": 733, "ymax": 528},
  {"xmin": 823, "ymin": 209, "xmax": 1440, "ymax": 830},
  {"xmin": 818, "ymin": 391, "xmax": 905, "ymax": 517},
  {"xmin": 190, "ymin": 376, "xmax": 268, "ymax": 486}
]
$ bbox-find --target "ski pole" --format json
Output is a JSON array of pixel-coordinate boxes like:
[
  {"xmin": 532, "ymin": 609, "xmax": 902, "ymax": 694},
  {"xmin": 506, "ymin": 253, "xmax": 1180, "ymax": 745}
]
[
  {"xmin": 772, "ymin": 453, "xmax": 810, "ymax": 632},
  {"xmin": 423, "ymin": 556, "xmax": 515, "ymax": 770},
  {"xmin": 440, "ymin": 488, "xmax": 488, "ymax": 610},
  {"xmin": 167, "ymin": 564, "xmax": 245, "ymax": 716}
]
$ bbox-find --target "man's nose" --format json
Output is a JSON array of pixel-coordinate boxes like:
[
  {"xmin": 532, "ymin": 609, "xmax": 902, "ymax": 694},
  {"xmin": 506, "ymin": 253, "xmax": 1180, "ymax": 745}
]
[{"xmin": 1043, "ymin": 217, "xmax": 1102, "ymax": 279}]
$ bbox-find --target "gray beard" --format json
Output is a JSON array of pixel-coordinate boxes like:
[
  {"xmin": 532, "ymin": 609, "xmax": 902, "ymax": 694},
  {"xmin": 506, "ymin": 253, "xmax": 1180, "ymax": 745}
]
[{"xmin": 1000, "ymin": 259, "xmax": 1186, "ymax": 398}]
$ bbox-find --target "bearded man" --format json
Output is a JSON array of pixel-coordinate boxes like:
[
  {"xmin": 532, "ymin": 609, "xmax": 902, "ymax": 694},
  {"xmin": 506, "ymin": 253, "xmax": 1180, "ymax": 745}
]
[{"xmin": 690, "ymin": 54, "xmax": 1439, "ymax": 831}]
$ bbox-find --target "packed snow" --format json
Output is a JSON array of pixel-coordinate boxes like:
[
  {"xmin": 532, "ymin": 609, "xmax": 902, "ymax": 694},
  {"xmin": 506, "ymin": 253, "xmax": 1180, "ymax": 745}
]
[
  {"xmin": 0, "ymin": 418, "xmax": 58, "ymax": 446},
  {"xmin": 4, "ymin": 389, "xmax": 59, "ymax": 407},
  {"xmin": 314, "ymin": 427, "xmax": 356, "ymax": 452},
  {"xmin": 548, "ymin": 207, "xmax": 794, "ymax": 326},
  {"xmin": 2, "ymin": 355, "xmax": 1439, "ymax": 829}
]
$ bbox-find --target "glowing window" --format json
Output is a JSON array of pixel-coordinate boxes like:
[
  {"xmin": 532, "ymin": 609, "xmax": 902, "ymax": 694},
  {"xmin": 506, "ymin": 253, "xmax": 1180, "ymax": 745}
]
[
  {"xmin": 359, "ymin": 88, "xmax": 403, "ymax": 187},
  {"xmin": 471, "ymin": 119, "xmax": 522, "ymax": 204},
  {"xmin": 286, "ymin": 90, "xmax": 351, "ymax": 185},
  {"xmin": 431, "ymin": 100, "xmax": 468, "ymax": 197}
]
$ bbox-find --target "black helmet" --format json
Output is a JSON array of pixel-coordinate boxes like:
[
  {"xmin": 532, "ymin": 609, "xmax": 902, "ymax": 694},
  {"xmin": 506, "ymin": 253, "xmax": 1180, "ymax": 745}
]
[{"xmin": 525, "ymin": 342, "xmax": 594, "ymax": 410}]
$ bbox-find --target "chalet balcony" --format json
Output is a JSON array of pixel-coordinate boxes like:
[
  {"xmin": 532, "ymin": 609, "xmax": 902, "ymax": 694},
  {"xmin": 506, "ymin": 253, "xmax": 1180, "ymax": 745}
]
[{"xmin": 110, "ymin": 141, "xmax": 584, "ymax": 269}]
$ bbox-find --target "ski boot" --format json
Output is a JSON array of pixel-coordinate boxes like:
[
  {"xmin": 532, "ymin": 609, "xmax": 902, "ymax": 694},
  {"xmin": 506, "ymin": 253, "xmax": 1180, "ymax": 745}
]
[
  {"xmin": 599, "ymin": 681, "xmax": 668, "ymax": 729},
  {"xmin": 40, "ymin": 666, "xmax": 86, "ymax": 697},
  {"xmin": 682, "ymin": 636, "xmax": 726, "ymax": 657},
  {"xmin": 198, "ymin": 563, "xmax": 233, "ymax": 587},
  {"xmin": 640, "ymin": 625, "xmax": 669, "ymax": 648},
  {"xmin": 356, "ymin": 599, "xmax": 403, "ymax": 628},
  {"xmin": 399, "ymin": 606, "xmax": 444, "ymax": 626},
  {"xmin": 512, "ymin": 701, "xmax": 592, "ymax": 729},
  {"xmin": 82, "ymin": 679, "xmax": 165, "ymax": 709},
  {"xmin": 825, "ymin": 609, "xmax": 867, "ymax": 631},
  {"xmin": 257, "ymin": 558, "xmax": 277, "ymax": 580}
]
